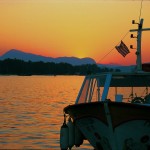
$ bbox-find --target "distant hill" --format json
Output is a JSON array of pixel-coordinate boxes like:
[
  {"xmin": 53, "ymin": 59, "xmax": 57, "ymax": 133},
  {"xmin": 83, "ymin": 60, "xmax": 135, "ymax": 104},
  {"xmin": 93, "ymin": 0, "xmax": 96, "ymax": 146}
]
[
  {"xmin": 98, "ymin": 64, "xmax": 136, "ymax": 72},
  {"xmin": 0, "ymin": 49, "xmax": 96, "ymax": 66}
]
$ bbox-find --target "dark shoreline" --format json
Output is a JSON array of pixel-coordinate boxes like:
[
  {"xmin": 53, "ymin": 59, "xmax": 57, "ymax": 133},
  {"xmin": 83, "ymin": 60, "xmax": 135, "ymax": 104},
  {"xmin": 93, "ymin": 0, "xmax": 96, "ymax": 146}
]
[{"xmin": 0, "ymin": 58, "xmax": 120, "ymax": 76}]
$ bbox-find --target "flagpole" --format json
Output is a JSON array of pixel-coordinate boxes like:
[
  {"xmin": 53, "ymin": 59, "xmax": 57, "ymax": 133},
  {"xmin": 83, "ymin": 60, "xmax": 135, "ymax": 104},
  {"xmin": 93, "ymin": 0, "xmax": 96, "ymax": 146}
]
[{"xmin": 130, "ymin": 18, "xmax": 150, "ymax": 72}]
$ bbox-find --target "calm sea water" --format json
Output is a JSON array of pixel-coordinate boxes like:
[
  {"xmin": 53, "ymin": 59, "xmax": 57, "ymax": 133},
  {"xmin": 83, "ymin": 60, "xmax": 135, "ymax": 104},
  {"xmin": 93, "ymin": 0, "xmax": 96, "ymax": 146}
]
[{"xmin": 0, "ymin": 75, "xmax": 93, "ymax": 149}]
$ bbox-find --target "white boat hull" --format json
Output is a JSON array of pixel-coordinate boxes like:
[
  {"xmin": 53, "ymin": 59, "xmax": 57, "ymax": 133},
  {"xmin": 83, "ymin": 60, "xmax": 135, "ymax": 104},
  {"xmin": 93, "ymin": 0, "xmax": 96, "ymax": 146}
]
[
  {"xmin": 64, "ymin": 102, "xmax": 150, "ymax": 150},
  {"xmin": 76, "ymin": 117, "xmax": 150, "ymax": 150}
]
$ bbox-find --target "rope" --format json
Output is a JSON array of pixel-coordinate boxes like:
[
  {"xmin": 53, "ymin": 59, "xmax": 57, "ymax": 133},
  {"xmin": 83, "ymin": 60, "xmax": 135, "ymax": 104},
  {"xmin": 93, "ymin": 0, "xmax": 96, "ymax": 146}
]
[{"xmin": 97, "ymin": 31, "xmax": 129, "ymax": 63}]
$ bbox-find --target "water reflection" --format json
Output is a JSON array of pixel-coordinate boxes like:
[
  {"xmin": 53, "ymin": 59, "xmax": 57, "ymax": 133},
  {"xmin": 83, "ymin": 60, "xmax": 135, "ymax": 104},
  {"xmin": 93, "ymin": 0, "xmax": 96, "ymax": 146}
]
[{"xmin": 0, "ymin": 75, "xmax": 92, "ymax": 149}]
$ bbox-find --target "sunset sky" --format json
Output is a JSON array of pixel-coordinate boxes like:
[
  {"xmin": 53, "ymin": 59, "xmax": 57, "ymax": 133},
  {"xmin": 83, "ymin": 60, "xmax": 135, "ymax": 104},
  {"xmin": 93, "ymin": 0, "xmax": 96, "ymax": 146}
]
[{"xmin": 0, "ymin": 0, "xmax": 150, "ymax": 65}]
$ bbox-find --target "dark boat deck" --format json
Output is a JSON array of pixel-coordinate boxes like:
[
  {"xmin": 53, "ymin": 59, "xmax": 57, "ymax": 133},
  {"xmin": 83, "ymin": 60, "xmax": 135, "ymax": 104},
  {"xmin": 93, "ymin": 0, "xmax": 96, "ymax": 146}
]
[{"xmin": 64, "ymin": 101, "xmax": 150, "ymax": 128}]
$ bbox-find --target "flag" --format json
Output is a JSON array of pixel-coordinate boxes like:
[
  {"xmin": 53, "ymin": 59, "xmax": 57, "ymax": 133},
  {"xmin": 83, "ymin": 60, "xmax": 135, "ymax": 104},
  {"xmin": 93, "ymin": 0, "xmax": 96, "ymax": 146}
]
[{"xmin": 115, "ymin": 40, "xmax": 130, "ymax": 57}]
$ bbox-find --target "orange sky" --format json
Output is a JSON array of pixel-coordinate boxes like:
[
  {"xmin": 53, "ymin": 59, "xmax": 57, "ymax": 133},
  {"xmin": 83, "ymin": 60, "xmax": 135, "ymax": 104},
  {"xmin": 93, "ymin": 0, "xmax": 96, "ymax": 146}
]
[{"xmin": 0, "ymin": 0, "xmax": 150, "ymax": 65}]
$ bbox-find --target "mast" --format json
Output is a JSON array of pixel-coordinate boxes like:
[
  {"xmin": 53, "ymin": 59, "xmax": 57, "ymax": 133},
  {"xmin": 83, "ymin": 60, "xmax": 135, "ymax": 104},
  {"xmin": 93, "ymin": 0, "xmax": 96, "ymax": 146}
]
[{"xmin": 130, "ymin": 18, "xmax": 150, "ymax": 72}]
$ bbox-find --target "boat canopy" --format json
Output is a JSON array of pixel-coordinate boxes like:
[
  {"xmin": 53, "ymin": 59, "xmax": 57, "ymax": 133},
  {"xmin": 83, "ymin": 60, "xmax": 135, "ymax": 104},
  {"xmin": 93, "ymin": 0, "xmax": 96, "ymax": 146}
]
[
  {"xmin": 75, "ymin": 72, "xmax": 150, "ymax": 104},
  {"xmin": 97, "ymin": 72, "xmax": 150, "ymax": 87}
]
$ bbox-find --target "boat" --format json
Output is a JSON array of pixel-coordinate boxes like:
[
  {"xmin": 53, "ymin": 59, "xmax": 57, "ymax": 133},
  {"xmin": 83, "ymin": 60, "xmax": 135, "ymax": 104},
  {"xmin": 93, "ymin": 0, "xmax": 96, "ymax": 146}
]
[{"xmin": 60, "ymin": 18, "xmax": 150, "ymax": 150}]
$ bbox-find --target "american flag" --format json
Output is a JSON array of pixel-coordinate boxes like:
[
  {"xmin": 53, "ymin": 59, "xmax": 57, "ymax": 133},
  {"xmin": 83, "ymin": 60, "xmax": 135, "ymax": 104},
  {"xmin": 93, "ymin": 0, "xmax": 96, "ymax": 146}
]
[{"xmin": 115, "ymin": 41, "xmax": 130, "ymax": 57}]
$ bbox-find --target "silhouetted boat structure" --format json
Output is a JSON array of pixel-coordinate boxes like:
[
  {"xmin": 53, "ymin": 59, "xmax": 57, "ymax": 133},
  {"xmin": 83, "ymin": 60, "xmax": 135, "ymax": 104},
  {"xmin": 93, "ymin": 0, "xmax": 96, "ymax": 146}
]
[
  {"xmin": 60, "ymin": 18, "xmax": 150, "ymax": 150},
  {"xmin": 142, "ymin": 63, "xmax": 150, "ymax": 72},
  {"xmin": 17, "ymin": 73, "xmax": 32, "ymax": 76}
]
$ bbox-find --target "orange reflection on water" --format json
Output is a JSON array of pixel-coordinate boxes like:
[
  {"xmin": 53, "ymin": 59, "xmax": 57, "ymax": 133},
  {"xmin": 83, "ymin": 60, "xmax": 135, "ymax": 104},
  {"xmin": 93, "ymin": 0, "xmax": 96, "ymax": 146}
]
[{"xmin": 0, "ymin": 75, "xmax": 92, "ymax": 149}]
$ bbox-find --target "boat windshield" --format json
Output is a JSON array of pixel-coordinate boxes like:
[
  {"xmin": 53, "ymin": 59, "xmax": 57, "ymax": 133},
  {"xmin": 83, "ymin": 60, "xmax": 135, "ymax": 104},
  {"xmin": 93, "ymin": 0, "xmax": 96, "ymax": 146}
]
[{"xmin": 75, "ymin": 73, "xmax": 150, "ymax": 104}]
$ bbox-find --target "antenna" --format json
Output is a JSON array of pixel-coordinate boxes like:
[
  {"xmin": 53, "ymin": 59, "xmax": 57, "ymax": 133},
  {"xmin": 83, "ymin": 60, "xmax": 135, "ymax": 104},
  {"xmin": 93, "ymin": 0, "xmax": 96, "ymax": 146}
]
[{"xmin": 139, "ymin": 0, "xmax": 144, "ymax": 22}]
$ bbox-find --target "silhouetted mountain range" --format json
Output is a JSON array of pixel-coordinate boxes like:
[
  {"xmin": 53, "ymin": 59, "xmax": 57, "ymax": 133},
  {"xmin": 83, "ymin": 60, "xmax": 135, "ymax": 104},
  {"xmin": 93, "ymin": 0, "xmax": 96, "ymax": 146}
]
[
  {"xmin": 1, "ymin": 49, "xmax": 145, "ymax": 73},
  {"xmin": 0, "ymin": 49, "xmax": 96, "ymax": 66}
]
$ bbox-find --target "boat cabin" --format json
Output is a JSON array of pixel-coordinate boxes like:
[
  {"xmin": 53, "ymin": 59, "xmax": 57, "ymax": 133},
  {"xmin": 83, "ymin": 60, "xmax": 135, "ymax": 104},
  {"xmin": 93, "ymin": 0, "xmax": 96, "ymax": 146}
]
[{"xmin": 76, "ymin": 72, "xmax": 150, "ymax": 104}]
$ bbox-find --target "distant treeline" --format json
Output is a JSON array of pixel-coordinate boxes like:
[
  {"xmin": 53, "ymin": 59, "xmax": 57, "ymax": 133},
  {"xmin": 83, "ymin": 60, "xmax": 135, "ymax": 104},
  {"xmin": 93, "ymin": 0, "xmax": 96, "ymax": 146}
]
[{"xmin": 0, "ymin": 59, "xmax": 120, "ymax": 75}]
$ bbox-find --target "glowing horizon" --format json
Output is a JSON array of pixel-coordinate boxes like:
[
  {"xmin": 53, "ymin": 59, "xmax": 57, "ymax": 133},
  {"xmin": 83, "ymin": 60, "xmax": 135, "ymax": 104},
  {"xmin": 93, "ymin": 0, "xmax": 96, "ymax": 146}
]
[{"xmin": 0, "ymin": 0, "xmax": 150, "ymax": 65}]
